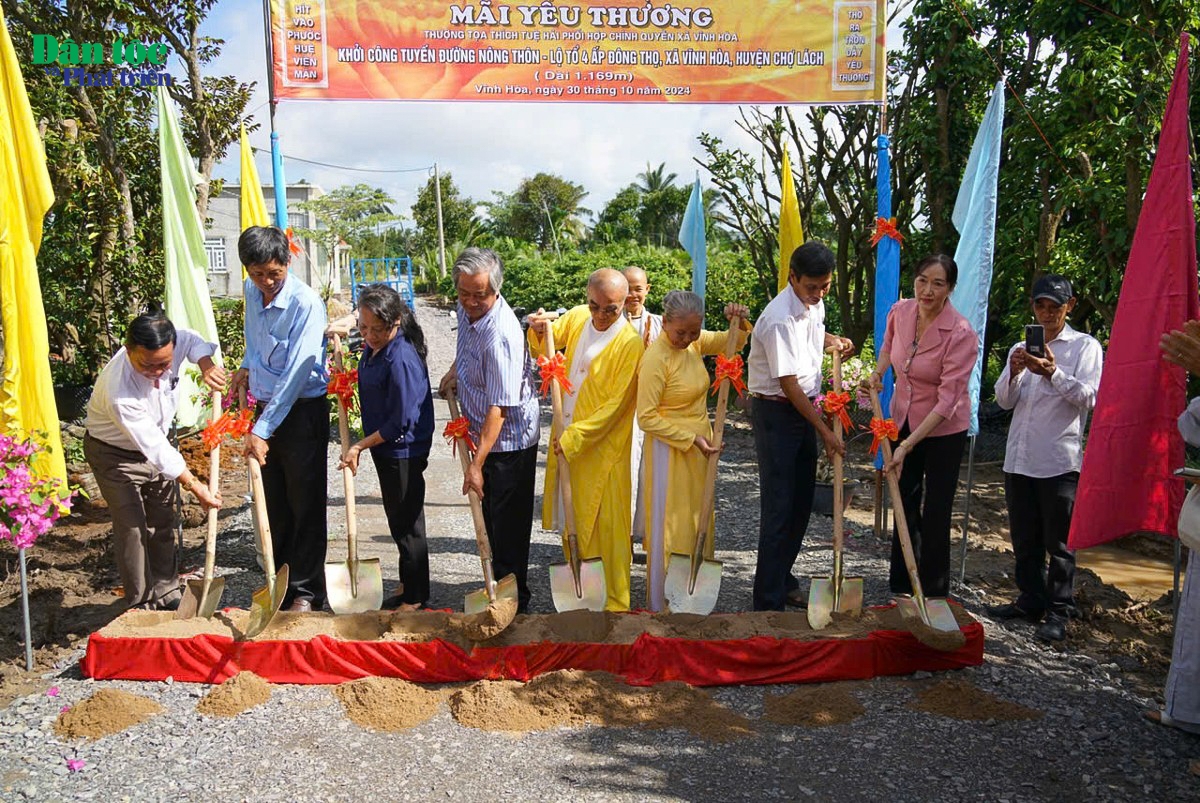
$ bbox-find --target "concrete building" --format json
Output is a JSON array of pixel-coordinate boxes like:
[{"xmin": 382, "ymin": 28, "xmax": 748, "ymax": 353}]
[{"xmin": 203, "ymin": 182, "xmax": 348, "ymax": 298}]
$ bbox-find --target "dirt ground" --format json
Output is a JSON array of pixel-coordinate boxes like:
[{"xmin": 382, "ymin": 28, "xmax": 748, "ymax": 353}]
[{"xmin": 0, "ymin": 435, "xmax": 1183, "ymax": 706}]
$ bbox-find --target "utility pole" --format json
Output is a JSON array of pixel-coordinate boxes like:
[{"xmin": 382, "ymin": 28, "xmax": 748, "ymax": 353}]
[
  {"xmin": 434, "ymin": 162, "xmax": 447, "ymax": 279},
  {"xmin": 540, "ymin": 197, "xmax": 561, "ymax": 258}
]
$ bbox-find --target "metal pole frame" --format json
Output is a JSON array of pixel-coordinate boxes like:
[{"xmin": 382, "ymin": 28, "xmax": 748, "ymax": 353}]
[
  {"xmin": 19, "ymin": 547, "xmax": 33, "ymax": 671},
  {"xmin": 956, "ymin": 434, "xmax": 978, "ymax": 586}
]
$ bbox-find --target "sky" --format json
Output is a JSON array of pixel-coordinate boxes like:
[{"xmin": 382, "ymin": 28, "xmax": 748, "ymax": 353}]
[{"xmin": 203, "ymin": 1, "xmax": 772, "ymax": 227}]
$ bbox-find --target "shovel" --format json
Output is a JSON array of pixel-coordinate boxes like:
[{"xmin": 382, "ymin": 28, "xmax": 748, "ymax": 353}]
[
  {"xmin": 664, "ymin": 317, "xmax": 741, "ymax": 614},
  {"xmin": 867, "ymin": 386, "xmax": 959, "ymax": 633},
  {"xmin": 241, "ymin": 388, "xmax": 290, "ymax": 639},
  {"xmin": 808, "ymin": 349, "xmax": 864, "ymax": 629},
  {"xmin": 325, "ymin": 334, "xmax": 384, "ymax": 614},
  {"xmin": 543, "ymin": 324, "xmax": 606, "ymax": 612},
  {"xmin": 445, "ymin": 390, "xmax": 520, "ymax": 616},
  {"xmin": 176, "ymin": 391, "xmax": 227, "ymax": 619}
]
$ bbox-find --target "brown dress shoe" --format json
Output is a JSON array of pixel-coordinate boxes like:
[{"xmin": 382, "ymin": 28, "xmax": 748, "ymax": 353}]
[{"xmin": 287, "ymin": 599, "xmax": 313, "ymax": 613}]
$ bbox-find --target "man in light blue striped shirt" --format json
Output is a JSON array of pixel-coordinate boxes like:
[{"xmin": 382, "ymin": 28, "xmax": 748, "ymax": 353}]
[
  {"xmin": 438, "ymin": 248, "xmax": 540, "ymax": 612},
  {"xmin": 231, "ymin": 226, "xmax": 330, "ymax": 613}
]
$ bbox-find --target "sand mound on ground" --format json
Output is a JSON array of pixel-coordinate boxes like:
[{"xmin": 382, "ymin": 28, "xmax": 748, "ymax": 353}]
[
  {"xmin": 196, "ymin": 671, "xmax": 271, "ymax": 717},
  {"xmin": 54, "ymin": 688, "xmax": 163, "ymax": 739}
]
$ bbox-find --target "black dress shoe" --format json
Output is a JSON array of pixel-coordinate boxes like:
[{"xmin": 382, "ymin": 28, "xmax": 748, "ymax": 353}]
[
  {"xmin": 986, "ymin": 602, "xmax": 1042, "ymax": 623},
  {"xmin": 1036, "ymin": 615, "xmax": 1067, "ymax": 642},
  {"xmin": 785, "ymin": 589, "xmax": 807, "ymax": 609},
  {"xmin": 287, "ymin": 598, "xmax": 313, "ymax": 613}
]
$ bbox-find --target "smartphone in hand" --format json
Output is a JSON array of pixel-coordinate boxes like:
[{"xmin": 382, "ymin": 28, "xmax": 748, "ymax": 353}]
[{"xmin": 1025, "ymin": 324, "xmax": 1046, "ymax": 358}]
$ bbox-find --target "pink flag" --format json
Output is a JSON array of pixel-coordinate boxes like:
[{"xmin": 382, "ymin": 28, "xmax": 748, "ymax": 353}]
[{"xmin": 1068, "ymin": 34, "xmax": 1197, "ymax": 549}]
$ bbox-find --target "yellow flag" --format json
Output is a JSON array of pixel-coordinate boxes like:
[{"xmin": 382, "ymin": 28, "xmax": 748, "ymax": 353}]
[
  {"xmin": 778, "ymin": 148, "xmax": 805, "ymax": 294},
  {"xmin": 239, "ymin": 123, "xmax": 270, "ymax": 231},
  {"xmin": 0, "ymin": 4, "xmax": 66, "ymax": 485}
]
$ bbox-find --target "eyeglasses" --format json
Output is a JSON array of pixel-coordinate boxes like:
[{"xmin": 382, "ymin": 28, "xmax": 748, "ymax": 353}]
[
  {"xmin": 588, "ymin": 300, "xmax": 622, "ymax": 317},
  {"xmin": 357, "ymin": 320, "xmax": 397, "ymax": 336}
]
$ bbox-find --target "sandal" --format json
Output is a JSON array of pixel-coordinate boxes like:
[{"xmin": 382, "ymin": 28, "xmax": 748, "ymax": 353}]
[{"xmin": 1144, "ymin": 709, "xmax": 1200, "ymax": 734}]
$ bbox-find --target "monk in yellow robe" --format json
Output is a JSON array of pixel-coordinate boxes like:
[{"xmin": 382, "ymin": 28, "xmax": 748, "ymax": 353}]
[
  {"xmin": 528, "ymin": 269, "xmax": 644, "ymax": 610},
  {"xmin": 637, "ymin": 291, "xmax": 751, "ymax": 610}
]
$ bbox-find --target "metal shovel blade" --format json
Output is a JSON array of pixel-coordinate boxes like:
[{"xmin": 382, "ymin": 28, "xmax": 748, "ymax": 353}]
[
  {"xmin": 895, "ymin": 595, "xmax": 922, "ymax": 622},
  {"xmin": 325, "ymin": 558, "xmax": 384, "ymax": 614},
  {"xmin": 807, "ymin": 578, "xmax": 835, "ymax": 630},
  {"xmin": 924, "ymin": 598, "xmax": 960, "ymax": 632},
  {"xmin": 245, "ymin": 564, "xmax": 289, "ymax": 639},
  {"xmin": 464, "ymin": 572, "xmax": 519, "ymax": 615},
  {"xmin": 549, "ymin": 558, "xmax": 606, "ymax": 612},
  {"xmin": 837, "ymin": 577, "xmax": 865, "ymax": 615},
  {"xmin": 663, "ymin": 553, "xmax": 722, "ymax": 615},
  {"xmin": 177, "ymin": 577, "xmax": 226, "ymax": 620}
]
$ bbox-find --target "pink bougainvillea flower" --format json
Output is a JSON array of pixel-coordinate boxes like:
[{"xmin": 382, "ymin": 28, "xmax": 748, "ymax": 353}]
[
  {"xmin": 46, "ymin": 686, "xmax": 59, "ymax": 697},
  {"xmin": 66, "ymin": 758, "xmax": 85, "ymax": 772}
]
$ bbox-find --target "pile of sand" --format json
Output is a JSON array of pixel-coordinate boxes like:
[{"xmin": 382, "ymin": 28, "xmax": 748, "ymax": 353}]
[
  {"xmin": 196, "ymin": 671, "xmax": 271, "ymax": 717},
  {"xmin": 763, "ymin": 683, "xmax": 866, "ymax": 727},
  {"xmin": 910, "ymin": 678, "xmax": 1042, "ymax": 721},
  {"xmin": 334, "ymin": 676, "xmax": 446, "ymax": 731},
  {"xmin": 448, "ymin": 670, "xmax": 754, "ymax": 741},
  {"xmin": 54, "ymin": 689, "xmax": 163, "ymax": 739}
]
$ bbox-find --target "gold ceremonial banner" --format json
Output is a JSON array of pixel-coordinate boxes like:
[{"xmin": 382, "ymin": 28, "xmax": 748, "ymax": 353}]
[{"xmin": 271, "ymin": 1, "xmax": 885, "ymax": 104}]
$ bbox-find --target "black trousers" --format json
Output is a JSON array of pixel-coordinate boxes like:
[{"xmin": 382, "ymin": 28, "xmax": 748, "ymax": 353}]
[
  {"xmin": 374, "ymin": 453, "xmax": 430, "ymax": 606},
  {"xmin": 480, "ymin": 444, "xmax": 538, "ymax": 613},
  {"xmin": 751, "ymin": 397, "xmax": 818, "ymax": 611},
  {"xmin": 889, "ymin": 427, "xmax": 968, "ymax": 599},
  {"xmin": 259, "ymin": 396, "xmax": 329, "ymax": 609},
  {"xmin": 1004, "ymin": 471, "xmax": 1078, "ymax": 616}
]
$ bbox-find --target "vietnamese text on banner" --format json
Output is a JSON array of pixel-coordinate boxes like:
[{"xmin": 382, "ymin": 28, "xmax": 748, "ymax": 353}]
[{"xmin": 271, "ymin": 0, "xmax": 885, "ymax": 104}]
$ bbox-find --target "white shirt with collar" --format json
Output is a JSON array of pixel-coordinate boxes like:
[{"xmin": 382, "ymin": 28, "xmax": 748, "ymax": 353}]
[
  {"xmin": 748, "ymin": 288, "xmax": 824, "ymax": 398},
  {"xmin": 626, "ymin": 310, "xmax": 663, "ymax": 348},
  {"xmin": 85, "ymin": 329, "xmax": 218, "ymax": 479},
  {"xmin": 994, "ymin": 323, "xmax": 1103, "ymax": 477}
]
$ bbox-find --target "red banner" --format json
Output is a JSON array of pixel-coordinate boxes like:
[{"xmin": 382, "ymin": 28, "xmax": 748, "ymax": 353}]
[{"xmin": 270, "ymin": 1, "xmax": 886, "ymax": 104}]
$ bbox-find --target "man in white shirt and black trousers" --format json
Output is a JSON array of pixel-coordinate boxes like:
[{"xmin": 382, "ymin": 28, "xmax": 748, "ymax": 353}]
[
  {"xmin": 987, "ymin": 275, "xmax": 1103, "ymax": 641},
  {"xmin": 747, "ymin": 242, "xmax": 853, "ymax": 611}
]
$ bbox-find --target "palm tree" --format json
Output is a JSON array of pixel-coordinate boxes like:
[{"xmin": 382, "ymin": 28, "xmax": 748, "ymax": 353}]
[{"xmin": 636, "ymin": 162, "xmax": 678, "ymax": 195}]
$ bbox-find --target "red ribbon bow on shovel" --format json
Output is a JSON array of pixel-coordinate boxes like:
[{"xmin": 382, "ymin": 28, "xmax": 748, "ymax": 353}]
[
  {"xmin": 869, "ymin": 416, "xmax": 899, "ymax": 458},
  {"xmin": 327, "ymin": 368, "xmax": 358, "ymax": 411},
  {"xmin": 442, "ymin": 416, "xmax": 476, "ymax": 456},
  {"xmin": 537, "ymin": 352, "xmax": 574, "ymax": 397},
  {"xmin": 710, "ymin": 354, "xmax": 747, "ymax": 396},
  {"xmin": 823, "ymin": 391, "xmax": 855, "ymax": 433},
  {"xmin": 201, "ymin": 408, "xmax": 255, "ymax": 451}
]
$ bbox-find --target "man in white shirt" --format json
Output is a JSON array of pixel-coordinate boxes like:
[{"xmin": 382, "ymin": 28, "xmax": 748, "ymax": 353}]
[
  {"xmin": 623, "ymin": 265, "xmax": 663, "ymax": 545},
  {"xmin": 747, "ymin": 242, "xmax": 852, "ymax": 611},
  {"xmin": 84, "ymin": 307, "xmax": 225, "ymax": 610},
  {"xmin": 987, "ymin": 275, "xmax": 1103, "ymax": 641}
]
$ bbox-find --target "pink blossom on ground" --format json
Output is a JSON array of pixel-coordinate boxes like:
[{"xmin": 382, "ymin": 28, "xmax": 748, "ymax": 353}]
[
  {"xmin": 46, "ymin": 686, "xmax": 59, "ymax": 697},
  {"xmin": 66, "ymin": 758, "xmax": 85, "ymax": 772}
]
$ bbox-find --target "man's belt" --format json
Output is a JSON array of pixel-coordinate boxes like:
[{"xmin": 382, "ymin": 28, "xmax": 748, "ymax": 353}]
[{"xmin": 750, "ymin": 392, "xmax": 789, "ymax": 403}]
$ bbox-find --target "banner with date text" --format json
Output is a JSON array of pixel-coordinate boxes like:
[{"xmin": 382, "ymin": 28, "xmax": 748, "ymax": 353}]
[{"xmin": 271, "ymin": 0, "xmax": 885, "ymax": 104}]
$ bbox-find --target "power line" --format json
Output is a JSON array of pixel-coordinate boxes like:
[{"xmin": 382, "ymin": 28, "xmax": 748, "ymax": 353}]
[{"xmin": 249, "ymin": 147, "xmax": 433, "ymax": 174}]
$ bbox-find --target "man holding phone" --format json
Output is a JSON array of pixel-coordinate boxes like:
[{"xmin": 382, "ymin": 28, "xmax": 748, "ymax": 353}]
[{"xmin": 987, "ymin": 275, "xmax": 1104, "ymax": 641}]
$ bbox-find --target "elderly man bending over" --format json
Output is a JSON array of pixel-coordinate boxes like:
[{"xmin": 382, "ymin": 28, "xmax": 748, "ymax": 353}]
[{"xmin": 528, "ymin": 269, "xmax": 645, "ymax": 610}]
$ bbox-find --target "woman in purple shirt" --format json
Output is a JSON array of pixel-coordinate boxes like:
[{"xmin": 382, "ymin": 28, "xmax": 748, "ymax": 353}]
[
  {"xmin": 867, "ymin": 254, "xmax": 977, "ymax": 599},
  {"xmin": 339, "ymin": 285, "xmax": 435, "ymax": 609}
]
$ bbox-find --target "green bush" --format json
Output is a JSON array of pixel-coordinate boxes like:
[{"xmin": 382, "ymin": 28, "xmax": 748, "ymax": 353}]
[{"xmin": 213, "ymin": 297, "xmax": 245, "ymax": 369}]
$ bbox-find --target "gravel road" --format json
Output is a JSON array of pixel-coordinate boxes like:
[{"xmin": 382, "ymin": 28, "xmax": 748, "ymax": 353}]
[{"xmin": 1, "ymin": 297, "xmax": 1197, "ymax": 802}]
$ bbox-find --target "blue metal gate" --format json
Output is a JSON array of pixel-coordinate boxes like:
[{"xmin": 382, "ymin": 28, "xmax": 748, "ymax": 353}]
[{"xmin": 349, "ymin": 257, "xmax": 415, "ymax": 308}]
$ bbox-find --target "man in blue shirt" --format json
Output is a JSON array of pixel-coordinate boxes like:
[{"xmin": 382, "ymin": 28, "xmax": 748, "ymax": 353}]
[
  {"xmin": 438, "ymin": 247, "xmax": 541, "ymax": 613},
  {"xmin": 231, "ymin": 226, "xmax": 330, "ymax": 612}
]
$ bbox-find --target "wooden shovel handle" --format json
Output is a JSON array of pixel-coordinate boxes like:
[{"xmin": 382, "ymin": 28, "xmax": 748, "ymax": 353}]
[
  {"xmin": 241, "ymin": 387, "xmax": 278, "ymax": 591},
  {"xmin": 203, "ymin": 391, "xmax": 221, "ymax": 599},
  {"xmin": 829, "ymin": 348, "xmax": 845, "ymax": 559},
  {"xmin": 543, "ymin": 324, "xmax": 582, "ymax": 568},
  {"xmin": 445, "ymin": 391, "xmax": 495, "ymax": 566},
  {"xmin": 332, "ymin": 334, "xmax": 358, "ymax": 567},
  {"xmin": 868, "ymin": 386, "xmax": 928, "ymax": 611},
  {"xmin": 692, "ymin": 317, "xmax": 742, "ymax": 566}
]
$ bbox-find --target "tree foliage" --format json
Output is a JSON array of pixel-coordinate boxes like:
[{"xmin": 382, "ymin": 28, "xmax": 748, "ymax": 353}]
[
  {"xmin": 410, "ymin": 170, "xmax": 477, "ymax": 258},
  {"xmin": 3, "ymin": 0, "xmax": 251, "ymax": 384},
  {"xmin": 486, "ymin": 172, "xmax": 589, "ymax": 252},
  {"xmin": 294, "ymin": 183, "xmax": 399, "ymax": 295}
]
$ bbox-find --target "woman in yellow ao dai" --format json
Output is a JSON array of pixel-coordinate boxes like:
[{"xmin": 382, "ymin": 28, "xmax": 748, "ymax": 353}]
[{"xmin": 637, "ymin": 290, "xmax": 751, "ymax": 611}]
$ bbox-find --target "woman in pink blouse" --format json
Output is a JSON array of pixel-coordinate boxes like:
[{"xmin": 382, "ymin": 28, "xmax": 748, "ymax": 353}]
[{"xmin": 867, "ymin": 254, "xmax": 977, "ymax": 599}]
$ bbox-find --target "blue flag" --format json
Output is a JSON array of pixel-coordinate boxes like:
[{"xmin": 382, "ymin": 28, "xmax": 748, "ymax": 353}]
[
  {"xmin": 873, "ymin": 134, "xmax": 901, "ymax": 469},
  {"xmin": 679, "ymin": 178, "xmax": 707, "ymax": 301},
  {"xmin": 949, "ymin": 81, "xmax": 1006, "ymax": 436}
]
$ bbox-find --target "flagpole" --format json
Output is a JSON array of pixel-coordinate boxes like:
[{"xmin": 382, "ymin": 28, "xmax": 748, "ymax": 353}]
[
  {"xmin": 262, "ymin": 0, "xmax": 288, "ymax": 227},
  {"xmin": 19, "ymin": 547, "xmax": 33, "ymax": 671}
]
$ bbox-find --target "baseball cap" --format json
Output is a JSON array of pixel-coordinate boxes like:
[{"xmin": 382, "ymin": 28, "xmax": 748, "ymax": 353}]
[{"xmin": 1031, "ymin": 275, "xmax": 1073, "ymax": 304}]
